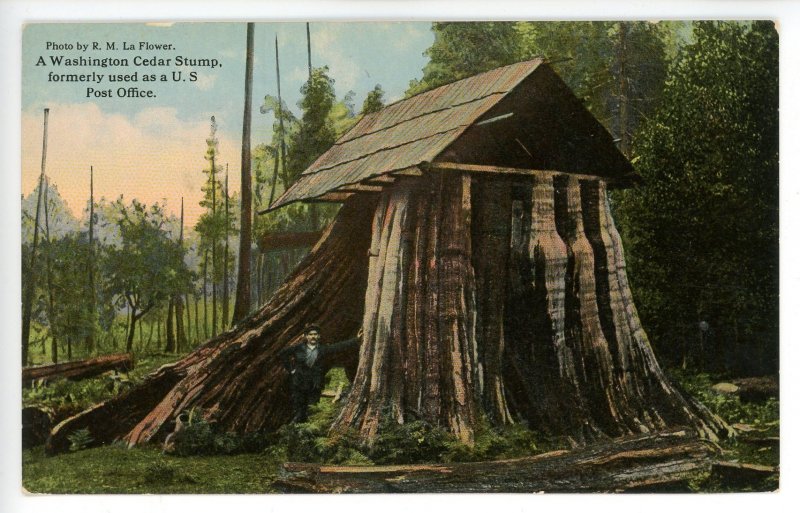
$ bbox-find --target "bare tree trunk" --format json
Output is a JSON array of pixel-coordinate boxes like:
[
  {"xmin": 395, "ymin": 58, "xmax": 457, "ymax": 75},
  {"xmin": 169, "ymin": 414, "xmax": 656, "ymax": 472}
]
[
  {"xmin": 223, "ymin": 167, "xmax": 230, "ymax": 328},
  {"xmin": 86, "ymin": 165, "xmax": 96, "ymax": 354},
  {"xmin": 165, "ymin": 299, "xmax": 176, "ymax": 353},
  {"xmin": 194, "ymin": 292, "xmax": 200, "ymax": 343},
  {"xmin": 184, "ymin": 292, "xmax": 192, "ymax": 346},
  {"xmin": 232, "ymin": 22, "xmax": 254, "ymax": 323},
  {"xmin": 126, "ymin": 308, "xmax": 136, "ymax": 353},
  {"xmin": 504, "ymin": 175, "xmax": 729, "ymax": 443},
  {"xmin": 22, "ymin": 108, "xmax": 49, "ymax": 367},
  {"xmin": 43, "ymin": 177, "xmax": 58, "ymax": 364},
  {"xmin": 175, "ymin": 197, "xmax": 187, "ymax": 351},
  {"xmin": 203, "ymin": 250, "xmax": 209, "ymax": 340},
  {"xmin": 48, "ymin": 195, "xmax": 376, "ymax": 454}
]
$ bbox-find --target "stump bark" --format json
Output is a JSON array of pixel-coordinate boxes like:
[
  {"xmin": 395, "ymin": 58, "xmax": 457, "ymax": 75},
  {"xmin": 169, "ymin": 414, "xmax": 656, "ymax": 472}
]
[
  {"xmin": 331, "ymin": 174, "xmax": 480, "ymax": 444},
  {"xmin": 503, "ymin": 175, "xmax": 729, "ymax": 443}
]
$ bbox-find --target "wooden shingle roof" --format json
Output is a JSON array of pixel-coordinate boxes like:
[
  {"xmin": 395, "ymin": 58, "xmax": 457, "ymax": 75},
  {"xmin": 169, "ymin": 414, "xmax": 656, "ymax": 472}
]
[{"xmin": 268, "ymin": 58, "xmax": 638, "ymax": 211}]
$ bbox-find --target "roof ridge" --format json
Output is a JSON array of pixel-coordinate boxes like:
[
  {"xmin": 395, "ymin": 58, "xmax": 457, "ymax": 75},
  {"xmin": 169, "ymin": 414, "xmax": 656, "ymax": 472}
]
[{"xmin": 337, "ymin": 58, "xmax": 545, "ymax": 143}]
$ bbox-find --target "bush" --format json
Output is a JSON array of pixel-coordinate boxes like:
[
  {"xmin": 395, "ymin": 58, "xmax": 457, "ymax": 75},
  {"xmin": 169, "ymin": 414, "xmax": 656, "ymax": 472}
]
[
  {"xmin": 369, "ymin": 420, "xmax": 451, "ymax": 464},
  {"xmin": 67, "ymin": 428, "xmax": 94, "ymax": 452},
  {"xmin": 168, "ymin": 408, "xmax": 273, "ymax": 457}
]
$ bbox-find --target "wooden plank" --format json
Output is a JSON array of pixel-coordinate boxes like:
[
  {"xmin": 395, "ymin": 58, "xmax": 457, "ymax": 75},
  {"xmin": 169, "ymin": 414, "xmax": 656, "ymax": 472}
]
[
  {"xmin": 390, "ymin": 166, "xmax": 424, "ymax": 177},
  {"xmin": 430, "ymin": 161, "xmax": 605, "ymax": 183},
  {"xmin": 309, "ymin": 192, "xmax": 354, "ymax": 203},
  {"xmin": 336, "ymin": 184, "xmax": 385, "ymax": 193},
  {"xmin": 362, "ymin": 175, "xmax": 397, "ymax": 185}
]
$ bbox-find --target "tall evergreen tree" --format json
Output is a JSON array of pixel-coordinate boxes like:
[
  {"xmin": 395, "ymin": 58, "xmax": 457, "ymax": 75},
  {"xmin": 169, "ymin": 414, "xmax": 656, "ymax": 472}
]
[
  {"xmin": 406, "ymin": 22, "xmax": 521, "ymax": 96},
  {"xmin": 614, "ymin": 21, "xmax": 778, "ymax": 374},
  {"xmin": 285, "ymin": 66, "xmax": 338, "ymax": 186}
]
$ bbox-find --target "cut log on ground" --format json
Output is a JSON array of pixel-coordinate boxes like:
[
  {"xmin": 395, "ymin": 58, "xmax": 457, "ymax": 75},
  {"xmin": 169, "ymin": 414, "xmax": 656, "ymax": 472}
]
[
  {"xmin": 274, "ymin": 429, "xmax": 718, "ymax": 493},
  {"xmin": 46, "ymin": 196, "xmax": 376, "ymax": 455},
  {"xmin": 22, "ymin": 353, "xmax": 134, "ymax": 388},
  {"xmin": 710, "ymin": 461, "xmax": 778, "ymax": 490}
]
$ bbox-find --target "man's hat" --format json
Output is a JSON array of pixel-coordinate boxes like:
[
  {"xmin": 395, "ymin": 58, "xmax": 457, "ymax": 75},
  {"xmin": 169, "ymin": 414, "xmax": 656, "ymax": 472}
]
[{"xmin": 304, "ymin": 324, "xmax": 322, "ymax": 334}]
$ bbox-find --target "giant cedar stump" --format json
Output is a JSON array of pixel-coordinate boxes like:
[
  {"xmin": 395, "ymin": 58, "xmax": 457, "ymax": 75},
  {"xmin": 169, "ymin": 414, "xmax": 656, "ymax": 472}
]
[{"xmin": 48, "ymin": 172, "xmax": 729, "ymax": 456}]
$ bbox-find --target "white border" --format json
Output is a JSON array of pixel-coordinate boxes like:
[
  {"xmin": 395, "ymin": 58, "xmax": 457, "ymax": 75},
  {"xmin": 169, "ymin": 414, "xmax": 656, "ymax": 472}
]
[{"xmin": 2, "ymin": 2, "xmax": 798, "ymax": 513}]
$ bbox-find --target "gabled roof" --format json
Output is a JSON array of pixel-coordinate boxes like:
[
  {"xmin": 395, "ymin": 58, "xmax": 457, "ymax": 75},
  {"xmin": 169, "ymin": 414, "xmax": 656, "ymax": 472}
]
[{"xmin": 267, "ymin": 58, "xmax": 637, "ymax": 211}]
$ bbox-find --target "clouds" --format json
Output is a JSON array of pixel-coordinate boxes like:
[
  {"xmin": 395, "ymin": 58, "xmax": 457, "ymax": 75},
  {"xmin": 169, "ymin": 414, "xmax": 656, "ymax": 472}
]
[{"xmin": 22, "ymin": 103, "xmax": 240, "ymax": 227}]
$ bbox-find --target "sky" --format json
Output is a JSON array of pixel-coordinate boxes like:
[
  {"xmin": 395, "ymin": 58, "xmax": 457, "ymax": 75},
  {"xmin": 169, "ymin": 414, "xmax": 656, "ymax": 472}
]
[{"xmin": 21, "ymin": 22, "xmax": 433, "ymax": 227}]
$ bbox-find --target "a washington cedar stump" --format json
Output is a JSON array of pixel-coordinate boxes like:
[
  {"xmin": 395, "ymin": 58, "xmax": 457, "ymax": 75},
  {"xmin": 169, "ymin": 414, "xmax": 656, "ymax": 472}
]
[{"xmin": 47, "ymin": 59, "xmax": 730, "ymax": 454}]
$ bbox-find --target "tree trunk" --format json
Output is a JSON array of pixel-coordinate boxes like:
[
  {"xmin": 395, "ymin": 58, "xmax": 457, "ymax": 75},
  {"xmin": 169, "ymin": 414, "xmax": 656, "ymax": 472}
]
[
  {"xmin": 332, "ymin": 173, "xmax": 479, "ymax": 445},
  {"xmin": 126, "ymin": 308, "xmax": 136, "ymax": 353},
  {"xmin": 185, "ymin": 292, "xmax": 192, "ymax": 345},
  {"xmin": 175, "ymin": 295, "xmax": 186, "ymax": 352},
  {"xmin": 194, "ymin": 292, "xmax": 200, "ymax": 343},
  {"xmin": 232, "ymin": 22, "xmax": 254, "ymax": 323},
  {"xmin": 47, "ymin": 195, "xmax": 376, "ymax": 454},
  {"xmin": 203, "ymin": 250, "xmax": 209, "ymax": 339},
  {"xmin": 46, "ymin": 171, "xmax": 730, "ymax": 455},
  {"xmin": 165, "ymin": 299, "xmax": 176, "ymax": 353}
]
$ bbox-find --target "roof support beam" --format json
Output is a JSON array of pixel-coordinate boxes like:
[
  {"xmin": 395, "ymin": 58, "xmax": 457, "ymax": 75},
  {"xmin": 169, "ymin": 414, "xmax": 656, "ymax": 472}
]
[
  {"xmin": 429, "ymin": 162, "xmax": 606, "ymax": 183},
  {"xmin": 336, "ymin": 184, "xmax": 385, "ymax": 193}
]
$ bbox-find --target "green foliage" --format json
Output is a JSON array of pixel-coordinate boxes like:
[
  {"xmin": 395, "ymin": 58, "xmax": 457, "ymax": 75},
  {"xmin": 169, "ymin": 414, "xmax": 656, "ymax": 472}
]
[
  {"xmin": 102, "ymin": 197, "xmax": 193, "ymax": 347},
  {"xmin": 168, "ymin": 408, "xmax": 274, "ymax": 457},
  {"xmin": 67, "ymin": 428, "xmax": 94, "ymax": 452},
  {"xmin": 369, "ymin": 419, "xmax": 451, "ymax": 464},
  {"xmin": 672, "ymin": 371, "xmax": 778, "ymax": 430},
  {"xmin": 407, "ymin": 22, "xmax": 522, "ymax": 96},
  {"xmin": 613, "ymin": 21, "xmax": 778, "ymax": 374},
  {"xmin": 22, "ymin": 354, "xmax": 176, "ymax": 420},
  {"xmin": 441, "ymin": 422, "xmax": 560, "ymax": 463},
  {"xmin": 516, "ymin": 21, "xmax": 668, "ymax": 152},
  {"xmin": 360, "ymin": 84, "xmax": 385, "ymax": 115},
  {"xmin": 285, "ymin": 66, "xmax": 338, "ymax": 186}
]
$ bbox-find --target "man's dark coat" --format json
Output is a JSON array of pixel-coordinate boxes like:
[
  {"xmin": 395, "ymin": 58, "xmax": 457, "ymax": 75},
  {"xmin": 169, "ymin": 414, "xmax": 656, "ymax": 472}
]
[{"xmin": 279, "ymin": 337, "xmax": 359, "ymax": 422}]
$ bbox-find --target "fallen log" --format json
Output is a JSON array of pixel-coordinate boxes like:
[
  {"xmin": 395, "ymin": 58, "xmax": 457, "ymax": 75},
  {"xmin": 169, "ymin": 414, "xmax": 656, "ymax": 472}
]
[
  {"xmin": 711, "ymin": 461, "xmax": 778, "ymax": 490},
  {"xmin": 274, "ymin": 429, "xmax": 718, "ymax": 493},
  {"xmin": 22, "ymin": 353, "xmax": 134, "ymax": 388}
]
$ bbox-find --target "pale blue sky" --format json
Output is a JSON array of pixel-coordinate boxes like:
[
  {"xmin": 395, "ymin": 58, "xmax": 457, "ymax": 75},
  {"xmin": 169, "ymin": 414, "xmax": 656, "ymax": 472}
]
[
  {"xmin": 21, "ymin": 22, "xmax": 434, "ymax": 224},
  {"xmin": 23, "ymin": 21, "xmax": 432, "ymax": 142}
]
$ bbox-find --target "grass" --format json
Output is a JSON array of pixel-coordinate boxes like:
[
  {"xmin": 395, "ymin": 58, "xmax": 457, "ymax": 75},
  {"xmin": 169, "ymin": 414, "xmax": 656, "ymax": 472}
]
[
  {"xmin": 21, "ymin": 365, "xmax": 780, "ymax": 494},
  {"xmin": 23, "ymin": 445, "xmax": 284, "ymax": 494}
]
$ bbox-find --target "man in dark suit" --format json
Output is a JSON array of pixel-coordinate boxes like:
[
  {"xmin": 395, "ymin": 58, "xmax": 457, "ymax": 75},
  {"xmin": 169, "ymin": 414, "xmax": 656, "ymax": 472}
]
[{"xmin": 279, "ymin": 325, "xmax": 360, "ymax": 423}]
